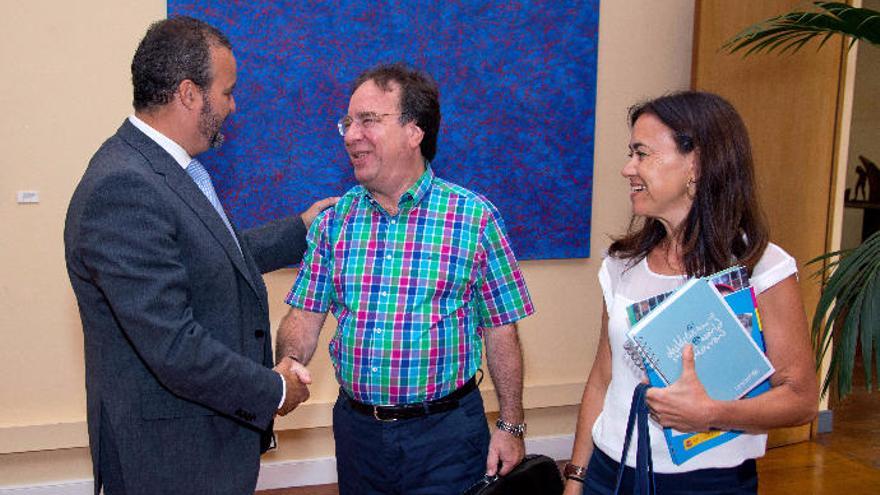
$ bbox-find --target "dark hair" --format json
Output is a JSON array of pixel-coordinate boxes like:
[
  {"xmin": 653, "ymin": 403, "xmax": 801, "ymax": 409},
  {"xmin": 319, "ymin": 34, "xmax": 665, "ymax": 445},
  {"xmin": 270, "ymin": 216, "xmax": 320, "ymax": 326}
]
[
  {"xmin": 609, "ymin": 91, "xmax": 769, "ymax": 276},
  {"xmin": 352, "ymin": 63, "xmax": 441, "ymax": 161},
  {"xmin": 131, "ymin": 16, "xmax": 232, "ymax": 111}
]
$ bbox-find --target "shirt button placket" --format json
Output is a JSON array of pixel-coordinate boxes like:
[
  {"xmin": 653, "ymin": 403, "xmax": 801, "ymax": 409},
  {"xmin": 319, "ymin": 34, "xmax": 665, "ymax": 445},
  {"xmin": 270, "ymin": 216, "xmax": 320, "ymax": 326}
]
[
  {"xmin": 373, "ymin": 214, "xmax": 390, "ymax": 388},
  {"xmin": 377, "ymin": 215, "xmax": 397, "ymax": 390}
]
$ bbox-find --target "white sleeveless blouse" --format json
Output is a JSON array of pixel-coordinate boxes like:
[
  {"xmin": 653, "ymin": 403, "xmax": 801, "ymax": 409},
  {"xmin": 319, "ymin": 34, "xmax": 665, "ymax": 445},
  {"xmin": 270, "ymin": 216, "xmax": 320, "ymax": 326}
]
[{"xmin": 591, "ymin": 242, "xmax": 797, "ymax": 472}]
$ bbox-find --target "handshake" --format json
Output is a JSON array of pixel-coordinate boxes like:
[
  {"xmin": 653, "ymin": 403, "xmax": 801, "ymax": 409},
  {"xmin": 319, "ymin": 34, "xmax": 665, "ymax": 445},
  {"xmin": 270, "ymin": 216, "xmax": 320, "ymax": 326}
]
[{"xmin": 274, "ymin": 356, "xmax": 312, "ymax": 416}]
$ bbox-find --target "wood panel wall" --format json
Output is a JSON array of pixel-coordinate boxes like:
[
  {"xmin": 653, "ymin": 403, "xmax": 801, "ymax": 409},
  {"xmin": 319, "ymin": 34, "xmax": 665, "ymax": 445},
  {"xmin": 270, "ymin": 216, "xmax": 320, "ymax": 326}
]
[{"xmin": 692, "ymin": 0, "xmax": 848, "ymax": 445}]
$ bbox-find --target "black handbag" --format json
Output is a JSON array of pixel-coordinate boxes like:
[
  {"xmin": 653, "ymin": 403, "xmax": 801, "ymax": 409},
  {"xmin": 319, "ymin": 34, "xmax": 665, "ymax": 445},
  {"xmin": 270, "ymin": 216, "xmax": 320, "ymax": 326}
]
[{"xmin": 462, "ymin": 454, "xmax": 564, "ymax": 495}]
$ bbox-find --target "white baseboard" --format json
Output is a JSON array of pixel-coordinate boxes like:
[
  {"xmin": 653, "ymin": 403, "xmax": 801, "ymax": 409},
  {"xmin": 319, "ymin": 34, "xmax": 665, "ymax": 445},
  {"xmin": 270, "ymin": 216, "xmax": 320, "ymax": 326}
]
[
  {"xmin": 0, "ymin": 481, "xmax": 94, "ymax": 495},
  {"xmin": 525, "ymin": 434, "xmax": 576, "ymax": 461},
  {"xmin": 256, "ymin": 455, "xmax": 338, "ymax": 490},
  {"xmin": 1, "ymin": 434, "xmax": 575, "ymax": 494}
]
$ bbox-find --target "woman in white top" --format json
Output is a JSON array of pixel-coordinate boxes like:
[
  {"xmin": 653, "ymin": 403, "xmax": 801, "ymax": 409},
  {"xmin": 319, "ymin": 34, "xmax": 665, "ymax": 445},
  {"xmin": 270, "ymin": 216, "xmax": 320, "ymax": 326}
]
[{"xmin": 563, "ymin": 91, "xmax": 818, "ymax": 494}]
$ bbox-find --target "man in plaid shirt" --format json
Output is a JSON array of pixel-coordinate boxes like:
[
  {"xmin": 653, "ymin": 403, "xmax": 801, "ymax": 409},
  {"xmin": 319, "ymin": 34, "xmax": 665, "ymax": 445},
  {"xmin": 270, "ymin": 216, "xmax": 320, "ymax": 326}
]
[{"xmin": 276, "ymin": 63, "xmax": 534, "ymax": 494}]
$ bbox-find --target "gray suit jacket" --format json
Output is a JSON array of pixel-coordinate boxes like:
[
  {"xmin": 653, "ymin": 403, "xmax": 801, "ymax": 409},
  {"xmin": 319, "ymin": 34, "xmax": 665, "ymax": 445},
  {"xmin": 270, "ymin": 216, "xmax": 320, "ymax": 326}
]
[{"xmin": 64, "ymin": 120, "xmax": 307, "ymax": 494}]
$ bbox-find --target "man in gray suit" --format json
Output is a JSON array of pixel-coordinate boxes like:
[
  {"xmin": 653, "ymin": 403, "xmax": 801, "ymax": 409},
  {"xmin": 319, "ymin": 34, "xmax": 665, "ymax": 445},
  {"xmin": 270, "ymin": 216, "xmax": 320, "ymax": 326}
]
[{"xmin": 64, "ymin": 16, "xmax": 333, "ymax": 494}]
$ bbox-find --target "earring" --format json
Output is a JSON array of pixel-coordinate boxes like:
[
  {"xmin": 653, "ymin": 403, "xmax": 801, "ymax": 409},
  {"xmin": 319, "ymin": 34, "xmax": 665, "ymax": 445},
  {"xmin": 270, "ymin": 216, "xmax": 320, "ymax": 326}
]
[{"xmin": 686, "ymin": 177, "xmax": 696, "ymax": 198}]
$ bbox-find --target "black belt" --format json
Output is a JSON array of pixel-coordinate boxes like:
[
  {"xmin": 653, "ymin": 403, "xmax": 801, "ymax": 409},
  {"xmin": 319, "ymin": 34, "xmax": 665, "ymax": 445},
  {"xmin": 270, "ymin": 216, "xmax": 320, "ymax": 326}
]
[{"xmin": 344, "ymin": 376, "xmax": 478, "ymax": 422}]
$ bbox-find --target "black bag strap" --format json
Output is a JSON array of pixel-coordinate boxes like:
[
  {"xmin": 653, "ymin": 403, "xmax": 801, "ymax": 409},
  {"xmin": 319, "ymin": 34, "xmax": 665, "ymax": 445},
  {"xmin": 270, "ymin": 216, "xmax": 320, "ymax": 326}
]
[{"xmin": 613, "ymin": 383, "xmax": 655, "ymax": 495}]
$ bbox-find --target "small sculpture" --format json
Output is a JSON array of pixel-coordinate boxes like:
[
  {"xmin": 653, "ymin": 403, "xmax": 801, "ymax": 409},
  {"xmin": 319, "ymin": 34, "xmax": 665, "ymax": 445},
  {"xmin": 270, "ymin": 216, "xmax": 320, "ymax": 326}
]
[{"xmin": 854, "ymin": 165, "xmax": 868, "ymax": 201}]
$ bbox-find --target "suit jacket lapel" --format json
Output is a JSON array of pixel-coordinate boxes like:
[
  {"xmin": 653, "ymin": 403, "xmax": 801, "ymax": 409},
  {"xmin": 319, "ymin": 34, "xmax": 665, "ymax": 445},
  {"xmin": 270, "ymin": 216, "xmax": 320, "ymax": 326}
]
[{"xmin": 116, "ymin": 120, "xmax": 260, "ymax": 298}]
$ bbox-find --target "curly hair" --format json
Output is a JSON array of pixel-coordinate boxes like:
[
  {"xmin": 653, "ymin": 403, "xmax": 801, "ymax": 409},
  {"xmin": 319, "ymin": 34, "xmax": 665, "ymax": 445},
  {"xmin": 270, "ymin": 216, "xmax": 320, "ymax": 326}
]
[
  {"xmin": 352, "ymin": 63, "xmax": 441, "ymax": 162},
  {"xmin": 131, "ymin": 16, "xmax": 231, "ymax": 111},
  {"xmin": 609, "ymin": 91, "xmax": 769, "ymax": 277}
]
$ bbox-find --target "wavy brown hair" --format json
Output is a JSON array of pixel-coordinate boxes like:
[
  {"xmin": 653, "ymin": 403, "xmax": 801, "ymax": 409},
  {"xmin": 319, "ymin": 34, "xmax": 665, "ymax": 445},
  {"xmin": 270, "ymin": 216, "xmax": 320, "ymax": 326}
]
[
  {"xmin": 609, "ymin": 91, "xmax": 769, "ymax": 277},
  {"xmin": 353, "ymin": 63, "xmax": 441, "ymax": 162}
]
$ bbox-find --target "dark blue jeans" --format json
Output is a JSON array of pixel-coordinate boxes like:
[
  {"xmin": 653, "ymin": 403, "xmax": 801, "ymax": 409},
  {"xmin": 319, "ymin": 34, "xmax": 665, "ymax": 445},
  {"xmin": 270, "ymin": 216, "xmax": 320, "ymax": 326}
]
[
  {"xmin": 333, "ymin": 387, "xmax": 490, "ymax": 495},
  {"xmin": 583, "ymin": 445, "xmax": 758, "ymax": 495}
]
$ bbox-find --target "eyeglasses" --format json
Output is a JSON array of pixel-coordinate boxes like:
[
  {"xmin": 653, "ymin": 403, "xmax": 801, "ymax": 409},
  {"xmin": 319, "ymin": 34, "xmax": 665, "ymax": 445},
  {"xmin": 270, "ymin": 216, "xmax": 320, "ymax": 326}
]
[{"xmin": 337, "ymin": 112, "xmax": 402, "ymax": 137}]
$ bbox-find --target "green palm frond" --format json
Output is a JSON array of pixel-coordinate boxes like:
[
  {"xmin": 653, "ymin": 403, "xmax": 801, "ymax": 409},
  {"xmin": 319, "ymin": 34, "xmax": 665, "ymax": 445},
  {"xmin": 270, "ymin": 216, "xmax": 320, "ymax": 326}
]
[
  {"xmin": 808, "ymin": 230, "xmax": 880, "ymax": 399},
  {"xmin": 724, "ymin": 2, "xmax": 880, "ymax": 56}
]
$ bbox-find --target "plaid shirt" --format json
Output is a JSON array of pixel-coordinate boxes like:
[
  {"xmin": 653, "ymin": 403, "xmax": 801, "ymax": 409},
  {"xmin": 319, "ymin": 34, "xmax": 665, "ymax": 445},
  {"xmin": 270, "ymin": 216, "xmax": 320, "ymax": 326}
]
[{"xmin": 285, "ymin": 167, "xmax": 534, "ymax": 405}]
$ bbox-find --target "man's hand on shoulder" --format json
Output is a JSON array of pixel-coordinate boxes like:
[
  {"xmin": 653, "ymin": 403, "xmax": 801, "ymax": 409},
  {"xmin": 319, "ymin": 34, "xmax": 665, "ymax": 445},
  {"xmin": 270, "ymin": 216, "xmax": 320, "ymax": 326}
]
[
  {"xmin": 274, "ymin": 356, "xmax": 312, "ymax": 416},
  {"xmin": 300, "ymin": 197, "xmax": 340, "ymax": 229}
]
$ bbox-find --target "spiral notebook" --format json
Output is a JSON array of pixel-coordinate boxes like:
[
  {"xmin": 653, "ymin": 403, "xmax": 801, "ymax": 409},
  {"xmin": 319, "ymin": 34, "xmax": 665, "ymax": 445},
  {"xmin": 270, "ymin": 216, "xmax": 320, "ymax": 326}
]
[
  {"xmin": 626, "ymin": 267, "xmax": 773, "ymax": 464},
  {"xmin": 626, "ymin": 277, "xmax": 774, "ymax": 401}
]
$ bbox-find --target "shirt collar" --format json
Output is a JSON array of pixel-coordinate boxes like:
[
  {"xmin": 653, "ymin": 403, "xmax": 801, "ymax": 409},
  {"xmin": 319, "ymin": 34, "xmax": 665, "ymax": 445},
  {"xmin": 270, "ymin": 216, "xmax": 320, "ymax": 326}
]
[
  {"xmin": 358, "ymin": 164, "xmax": 435, "ymax": 211},
  {"xmin": 128, "ymin": 114, "xmax": 193, "ymax": 170},
  {"xmin": 400, "ymin": 164, "xmax": 434, "ymax": 208}
]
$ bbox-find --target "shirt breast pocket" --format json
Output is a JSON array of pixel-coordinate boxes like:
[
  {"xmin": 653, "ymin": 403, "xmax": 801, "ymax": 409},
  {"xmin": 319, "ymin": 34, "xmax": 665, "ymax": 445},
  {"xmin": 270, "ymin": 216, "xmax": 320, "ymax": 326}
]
[{"xmin": 408, "ymin": 243, "xmax": 474, "ymax": 307}]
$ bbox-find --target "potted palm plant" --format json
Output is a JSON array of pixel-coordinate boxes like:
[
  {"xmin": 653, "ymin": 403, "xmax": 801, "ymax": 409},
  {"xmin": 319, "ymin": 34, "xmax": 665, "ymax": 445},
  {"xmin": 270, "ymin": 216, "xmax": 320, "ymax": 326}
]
[{"xmin": 723, "ymin": 2, "xmax": 880, "ymax": 400}]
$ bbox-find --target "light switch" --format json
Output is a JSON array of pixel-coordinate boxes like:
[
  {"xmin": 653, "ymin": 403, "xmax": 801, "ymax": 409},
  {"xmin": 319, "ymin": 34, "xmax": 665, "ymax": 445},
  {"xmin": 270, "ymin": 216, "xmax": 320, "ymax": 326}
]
[{"xmin": 17, "ymin": 190, "xmax": 40, "ymax": 204}]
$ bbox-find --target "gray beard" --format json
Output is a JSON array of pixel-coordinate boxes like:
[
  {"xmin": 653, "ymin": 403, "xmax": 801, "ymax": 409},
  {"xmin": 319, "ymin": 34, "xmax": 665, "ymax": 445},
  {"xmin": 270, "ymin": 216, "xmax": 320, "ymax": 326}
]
[
  {"xmin": 200, "ymin": 90, "xmax": 226, "ymax": 150},
  {"xmin": 209, "ymin": 131, "xmax": 225, "ymax": 149}
]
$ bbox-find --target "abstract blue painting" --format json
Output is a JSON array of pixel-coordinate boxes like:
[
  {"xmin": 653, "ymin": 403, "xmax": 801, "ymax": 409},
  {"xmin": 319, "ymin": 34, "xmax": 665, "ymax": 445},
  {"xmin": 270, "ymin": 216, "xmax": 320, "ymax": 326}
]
[{"xmin": 168, "ymin": 0, "xmax": 598, "ymax": 259}]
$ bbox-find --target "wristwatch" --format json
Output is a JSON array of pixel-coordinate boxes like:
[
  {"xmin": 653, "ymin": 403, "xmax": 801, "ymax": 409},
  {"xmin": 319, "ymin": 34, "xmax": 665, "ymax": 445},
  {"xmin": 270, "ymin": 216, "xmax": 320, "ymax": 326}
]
[
  {"xmin": 563, "ymin": 462, "xmax": 587, "ymax": 483},
  {"xmin": 495, "ymin": 418, "xmax": 527, "ymax": 438}
]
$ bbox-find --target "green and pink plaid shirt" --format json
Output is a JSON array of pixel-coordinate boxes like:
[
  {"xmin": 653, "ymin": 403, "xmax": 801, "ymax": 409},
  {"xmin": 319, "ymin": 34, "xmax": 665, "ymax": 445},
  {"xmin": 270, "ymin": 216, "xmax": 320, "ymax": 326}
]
[{"xmin": 285, "ymin": 167, "xmax": 534, "ymax": 405}]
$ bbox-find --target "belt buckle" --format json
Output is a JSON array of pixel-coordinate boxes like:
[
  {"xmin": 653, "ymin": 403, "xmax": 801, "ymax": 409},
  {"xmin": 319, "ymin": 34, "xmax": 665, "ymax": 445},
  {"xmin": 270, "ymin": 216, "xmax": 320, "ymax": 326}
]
[{"xmin": 373, "ymin": 406, "xmax": 398, "ymax": 422}]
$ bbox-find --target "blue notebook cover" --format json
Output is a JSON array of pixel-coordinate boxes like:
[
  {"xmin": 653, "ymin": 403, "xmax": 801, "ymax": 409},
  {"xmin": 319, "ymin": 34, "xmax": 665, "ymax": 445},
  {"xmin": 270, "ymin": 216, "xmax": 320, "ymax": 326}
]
[
  {"xmin": 627, "ymin": 277, "xmax": 774, "ymax": 401},
  {"xmin": 723, "ymin": 287, "xmax": 771, "ymax": 396},
  {"xmin": 643, "ymin": 287, "xmax": 770, "ymax": 464},
  {"xmin": 626, "ymin": 269, "xmax": 772, "ymax": 465}
]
